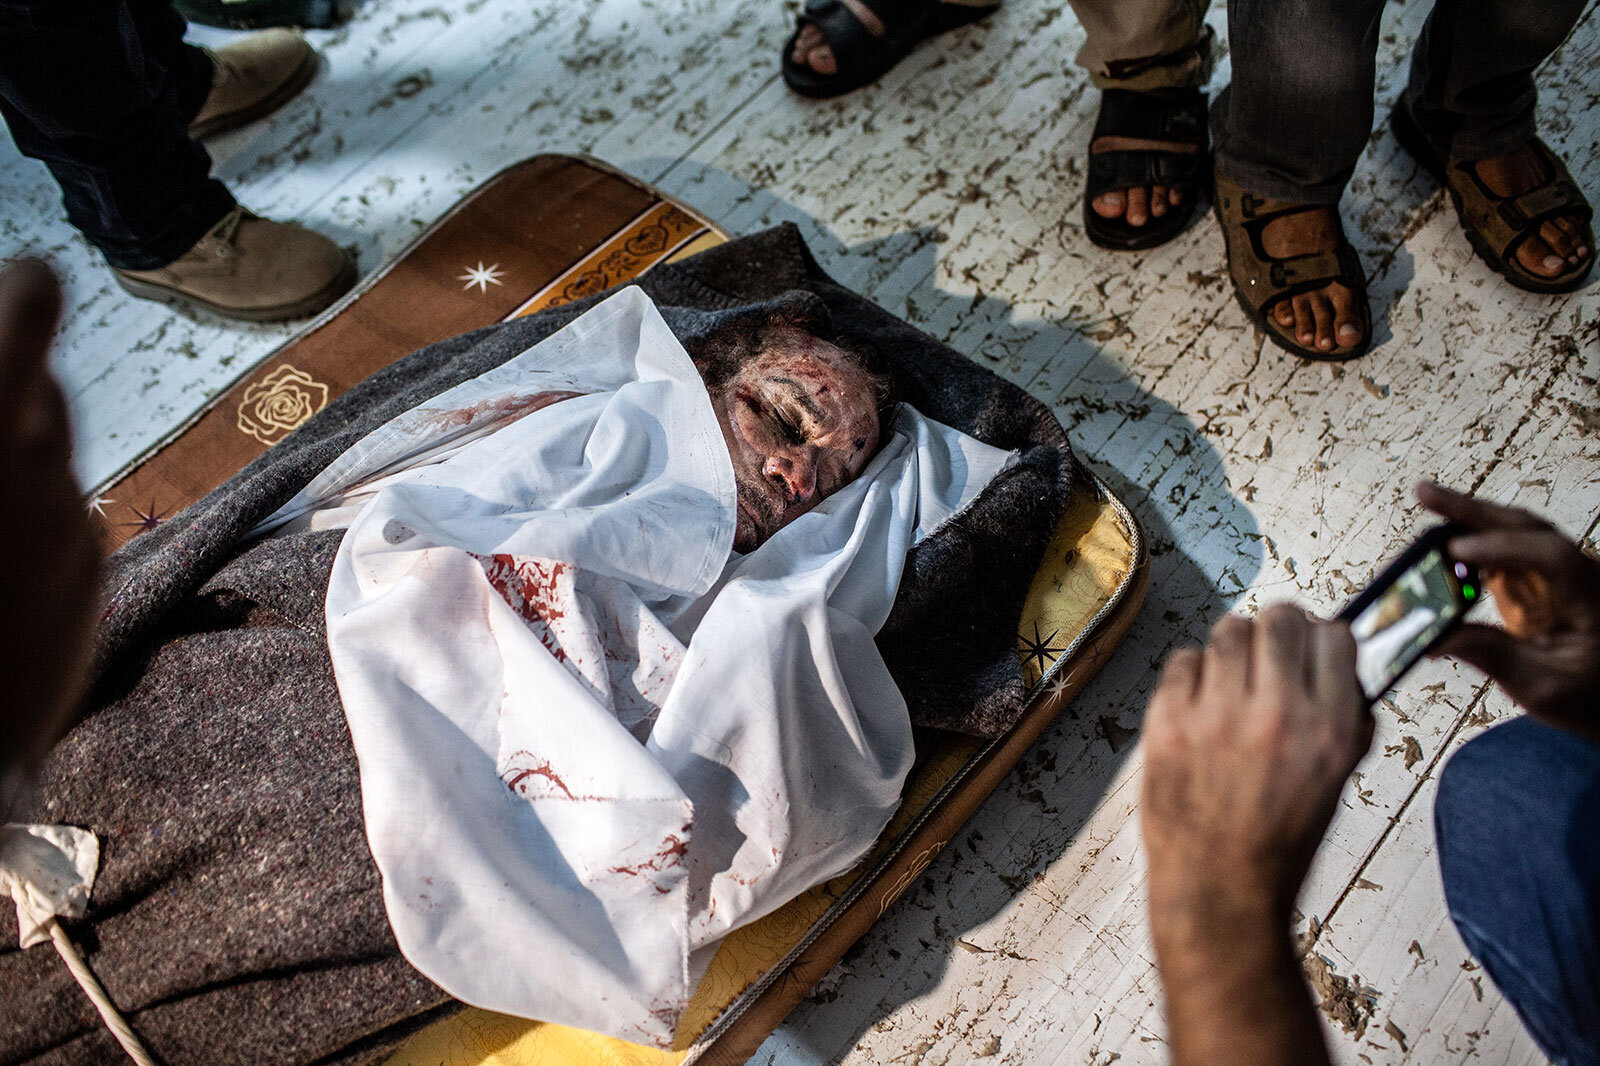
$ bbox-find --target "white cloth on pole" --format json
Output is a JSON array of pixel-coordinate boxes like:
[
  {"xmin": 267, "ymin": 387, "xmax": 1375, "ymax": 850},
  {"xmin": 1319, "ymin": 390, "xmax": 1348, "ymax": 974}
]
[
  {"xmin": 0, "ymin": 823, "xmax": 100, "ymax": 949},
  {"xmin": 269, "ymin": 287, "xmax": 1014, "ymax": 1046}
]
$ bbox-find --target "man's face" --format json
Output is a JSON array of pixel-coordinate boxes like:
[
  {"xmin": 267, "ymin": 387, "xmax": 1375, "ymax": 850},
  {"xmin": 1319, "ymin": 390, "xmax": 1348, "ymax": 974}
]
[{"xmin": 705, "ymin": 332, "xmax": 882, "ymax": 552}]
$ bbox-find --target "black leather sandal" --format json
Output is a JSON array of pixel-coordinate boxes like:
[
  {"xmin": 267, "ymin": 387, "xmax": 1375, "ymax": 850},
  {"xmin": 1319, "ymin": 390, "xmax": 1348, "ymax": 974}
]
[
  {"xmin": 1083, "ymin": 87, "xmax": 1209, "ymax": 251},
  {"xmin": 781, "ymin": 0, "xmax": 1001, "ymax": 99}
]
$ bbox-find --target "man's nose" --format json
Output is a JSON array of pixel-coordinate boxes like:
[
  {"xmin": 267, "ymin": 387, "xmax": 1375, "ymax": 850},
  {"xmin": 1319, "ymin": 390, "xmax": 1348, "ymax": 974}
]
[{"xmin": 763, "ymin": 449, "xmax": 818, "ymax": 505}]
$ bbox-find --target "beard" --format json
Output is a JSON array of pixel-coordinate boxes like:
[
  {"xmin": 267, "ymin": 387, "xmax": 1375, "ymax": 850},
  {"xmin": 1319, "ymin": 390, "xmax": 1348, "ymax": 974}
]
[{"xmin": 731, "ymin": 464, "xmax": 783, "ymax": 551}]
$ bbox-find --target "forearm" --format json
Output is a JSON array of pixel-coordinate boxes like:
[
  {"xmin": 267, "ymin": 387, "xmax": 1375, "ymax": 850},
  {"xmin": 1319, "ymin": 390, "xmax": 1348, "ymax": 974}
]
[
  {"xmin": 1138, "ymin": 606, "xmax": 1367, "ymax": 1066},
  {"xmin": 1151, "ymin": 894, "xmax": 1331, "ymax": 1066}
]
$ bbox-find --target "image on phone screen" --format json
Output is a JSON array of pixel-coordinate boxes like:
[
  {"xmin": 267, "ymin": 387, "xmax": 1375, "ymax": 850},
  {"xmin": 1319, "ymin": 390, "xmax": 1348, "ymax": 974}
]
[{"xmin": 1349, "ymin": 547, "xmax": 1473, "ymax": 701}]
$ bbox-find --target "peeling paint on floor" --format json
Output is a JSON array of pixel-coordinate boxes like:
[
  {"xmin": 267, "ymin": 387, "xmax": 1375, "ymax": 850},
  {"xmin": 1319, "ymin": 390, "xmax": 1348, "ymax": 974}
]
[{"xmin": 3, "ymin": 0, "xmax": 1593, "ymax": 1063}]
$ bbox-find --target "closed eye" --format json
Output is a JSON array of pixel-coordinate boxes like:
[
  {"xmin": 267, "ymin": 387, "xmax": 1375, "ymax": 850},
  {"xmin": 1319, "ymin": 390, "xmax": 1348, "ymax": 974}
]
[{"xmin": 770, "ymin": 405, "xmax": 806, "ymax": 446}]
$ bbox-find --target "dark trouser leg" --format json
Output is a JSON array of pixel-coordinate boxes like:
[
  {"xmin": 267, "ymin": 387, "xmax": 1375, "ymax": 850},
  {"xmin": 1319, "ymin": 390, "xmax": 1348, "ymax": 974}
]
[
  {"xmin": 1211, "ymin": 0, "xmax": 1387, "ymax": 203},
  {"xmin": 123, "ymin": 0, "xmax": 215, "ymax": 122},
  {"xmin": 0, "ymin": 0, "xmax": 233, "ymax": 269},
  {"xmin": 1435, "ymin": 716, "xmax": 1600, "ymax": 1066},
  {"xmin": 1402, "ymin": 0, "xmax": 1588, "ymax": 161}
]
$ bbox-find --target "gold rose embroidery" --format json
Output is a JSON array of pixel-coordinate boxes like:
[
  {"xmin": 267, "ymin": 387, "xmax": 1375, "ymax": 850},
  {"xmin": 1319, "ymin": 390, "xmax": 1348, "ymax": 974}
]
[{"xmin": 236, "ymin": 364, "xmax": 329, "ymax": 446}]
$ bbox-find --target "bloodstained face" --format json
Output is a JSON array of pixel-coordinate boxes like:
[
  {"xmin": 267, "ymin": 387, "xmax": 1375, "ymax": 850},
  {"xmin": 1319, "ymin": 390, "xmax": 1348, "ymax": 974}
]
[{"xmin": 704, "ymin": 331, "xmax": 884, "ymax": 552}]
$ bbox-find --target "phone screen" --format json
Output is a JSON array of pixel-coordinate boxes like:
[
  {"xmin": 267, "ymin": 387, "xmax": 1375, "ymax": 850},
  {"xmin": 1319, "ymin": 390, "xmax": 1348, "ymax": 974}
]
[{"xmin": 1349, "ymin": 547, "xmax": 1476, "ymax": 701}]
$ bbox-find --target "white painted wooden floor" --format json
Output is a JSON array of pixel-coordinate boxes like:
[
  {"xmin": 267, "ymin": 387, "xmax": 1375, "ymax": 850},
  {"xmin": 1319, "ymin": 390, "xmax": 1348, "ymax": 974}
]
[{"xmin": 3, "ymin": 0, "xmax": 1596, "ymax": 1061}]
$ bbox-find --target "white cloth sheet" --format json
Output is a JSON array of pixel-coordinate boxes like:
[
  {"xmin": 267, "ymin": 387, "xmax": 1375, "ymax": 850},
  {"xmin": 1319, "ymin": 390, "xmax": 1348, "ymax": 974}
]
[{"xmin": 257, "ymin": 287, "xmax": 1016, "ymax": 1046}]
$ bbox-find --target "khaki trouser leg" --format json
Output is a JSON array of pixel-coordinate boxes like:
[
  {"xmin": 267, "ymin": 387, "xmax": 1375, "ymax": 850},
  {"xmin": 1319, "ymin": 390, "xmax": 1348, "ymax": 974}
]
[{"xmin": 1067, "ymin": 0, "xmax": 1213, "ymax": 91}]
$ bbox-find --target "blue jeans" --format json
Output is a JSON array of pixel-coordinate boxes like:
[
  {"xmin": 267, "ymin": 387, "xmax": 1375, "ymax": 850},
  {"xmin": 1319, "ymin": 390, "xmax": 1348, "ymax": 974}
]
[
  {"xmin": 0, "ymin": 0, "xmax": 235, "ymax": 268},
  {"xmin": 1436, "ymin": 716, "xmax": 1600, "ymax": 1066},
  {"xmin": 1213, "ymin": 0, "xmax": 1589, "ymax": 203}
]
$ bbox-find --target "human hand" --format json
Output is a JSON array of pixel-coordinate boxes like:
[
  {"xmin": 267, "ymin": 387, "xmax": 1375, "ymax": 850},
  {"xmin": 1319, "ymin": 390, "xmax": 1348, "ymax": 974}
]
[
  {"xmin": 1141, "ymin": 605, "xmax": 1369, "ymax": 933},
  {"xmin": 1418, "ymin": 481, "xmax": 1600, "ymax": 740},
  {"xmin": 0, "ymin": 259, "xmax": 98, "ymax": 776}
]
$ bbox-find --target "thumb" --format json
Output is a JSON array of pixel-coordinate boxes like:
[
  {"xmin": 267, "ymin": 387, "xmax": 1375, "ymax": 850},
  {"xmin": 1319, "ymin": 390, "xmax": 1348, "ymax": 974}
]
[{"xmin": 0, "ymin": 260, "xmax": 62, "ymax": 395}]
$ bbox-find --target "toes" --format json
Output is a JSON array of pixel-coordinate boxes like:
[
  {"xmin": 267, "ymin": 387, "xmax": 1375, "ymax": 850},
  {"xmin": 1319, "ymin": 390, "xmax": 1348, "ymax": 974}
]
[
  {"xmin": 793, "ymin": 25, "xmax": 837, "ymax": 75},
  {"xmin": 806, "ymin": 41, "xmax": 838, "ymax": 76},
  {"xmin": 1168, "ymin": 185, "xmax": 1184, "ymax": 208},
  {"xmin": 1151, "ymin": 185, "xmax": 1168, "ymax": 218},
  {"xmin": 1329, "ymin": 284, "xmax": 1363, "ymax": 349},
  {"xmin": 1552, "ymin": 215, "xmax": 1591, "ymax": 261},
  {"xmin": 1125, "ymin": 187, "xmax": 1149, "ymax": 227},
  {"xmin": 1274, "ymin": 300, "xmax": 1294, "ymax": 329},
  {"xmin": 1517, "ymin": 232, "xmax": 1568, "ymax": 277},
  {"xmin": 1292, "ymin": 294, "xmax": 1315, "ymax": 346},
  {"xmin": 1540, "ymin": 220, "xmax": 1577, "ymax": 263},
  {"xmin": 1092, "ymin": 190, "xmax": 1125, "ymax": 219},
  {"xmin": 793, "ymin": 25, "xmax": 820, "ymax": 63},
  {"xmin": 1310, "ymin": 291, "xmax": 1335, "ymax": 351}
]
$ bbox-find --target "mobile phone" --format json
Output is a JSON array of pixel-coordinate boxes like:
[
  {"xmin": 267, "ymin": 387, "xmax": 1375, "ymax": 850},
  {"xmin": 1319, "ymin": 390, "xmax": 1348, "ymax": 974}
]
[{"xmin": 1337, "ymin": 524, "xmax": 1483, "ymax": 704}]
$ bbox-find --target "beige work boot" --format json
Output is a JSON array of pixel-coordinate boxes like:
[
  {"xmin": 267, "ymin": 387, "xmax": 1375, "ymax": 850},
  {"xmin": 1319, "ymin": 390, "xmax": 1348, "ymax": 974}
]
[
  {"xmin": 189, "ymin": 29, "xmax": 318, "ymax": 139},
  {"xmin": 112, "ymin": 206, "xmax": 357, "ymax": 322}
]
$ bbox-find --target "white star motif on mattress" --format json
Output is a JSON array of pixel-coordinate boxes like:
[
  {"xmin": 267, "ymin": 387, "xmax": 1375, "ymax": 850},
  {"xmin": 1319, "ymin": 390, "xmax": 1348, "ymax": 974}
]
[
  {"xmin": 458, "ymin": 262, "xmax": 505, "ymax": 293},
  {"xmin": 85, "ymin": 495, "xmax": 113, "ymax": 517}
]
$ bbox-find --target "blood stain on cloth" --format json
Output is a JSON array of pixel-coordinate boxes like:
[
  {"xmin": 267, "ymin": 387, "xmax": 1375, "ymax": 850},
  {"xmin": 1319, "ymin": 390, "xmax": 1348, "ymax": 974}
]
[
  {"xmin": 406, "ymin": 389, "xmax": 588, "ymax": 434},
  {"xmin": 609, "ymin": 832, "xmax": 688, "ymax": 877},
  {"xmin": 644, "ymin": 999, "xmax": 685, "ymax": 1047},
  {"xmin": 500, "ymin": 754, "xmax": 577, "ymax": 799},
  {"xmin": 477, "ymin": 554, "xmax": 571, "ymax": 661}
]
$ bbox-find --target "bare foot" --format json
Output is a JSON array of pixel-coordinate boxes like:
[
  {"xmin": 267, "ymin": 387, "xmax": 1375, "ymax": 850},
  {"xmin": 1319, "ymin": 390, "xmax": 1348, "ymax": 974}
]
[
  {"xmin": 1089, "ymin": 134, "xmax": 1200, "ymax": 226},
  {"xmin": 790, "ymin": 0, "xmax": 885, "ymax": 78},
  {"xmin": 1471, "ymin": 144, "xmax": 1591, "ymax": 278},
  {"xmin": 1260, "ymin": 207, "xmax": 1364, "ymax": 354}
]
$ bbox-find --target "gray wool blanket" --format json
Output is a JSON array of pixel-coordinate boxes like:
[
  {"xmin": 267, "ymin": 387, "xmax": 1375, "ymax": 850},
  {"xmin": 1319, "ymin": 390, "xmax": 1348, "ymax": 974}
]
[{"xmin": 0, "ymin": 225, "xmax": 1078, "ymax": 1065}]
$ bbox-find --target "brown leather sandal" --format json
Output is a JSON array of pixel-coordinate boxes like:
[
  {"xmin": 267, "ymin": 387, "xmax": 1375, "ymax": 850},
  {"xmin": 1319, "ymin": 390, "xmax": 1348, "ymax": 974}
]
[
  {"xmin": 1392, "ymin": 101, "xmax": 1595, "ymax": 295},
  {"xmin": 1212, "ymin": 171, "xmax": 1371, "ymax": 361}
]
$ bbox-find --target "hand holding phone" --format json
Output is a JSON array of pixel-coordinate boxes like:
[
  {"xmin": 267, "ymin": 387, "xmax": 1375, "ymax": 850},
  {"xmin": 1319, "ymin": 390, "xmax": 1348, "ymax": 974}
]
[
  {"xmin": 1418, "ymin": 482, "xmax": 1600, "ymax": 739},
  {"xmin": 1338, "ymin": 523, "xmax": 1482, "ymax": 704}
]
